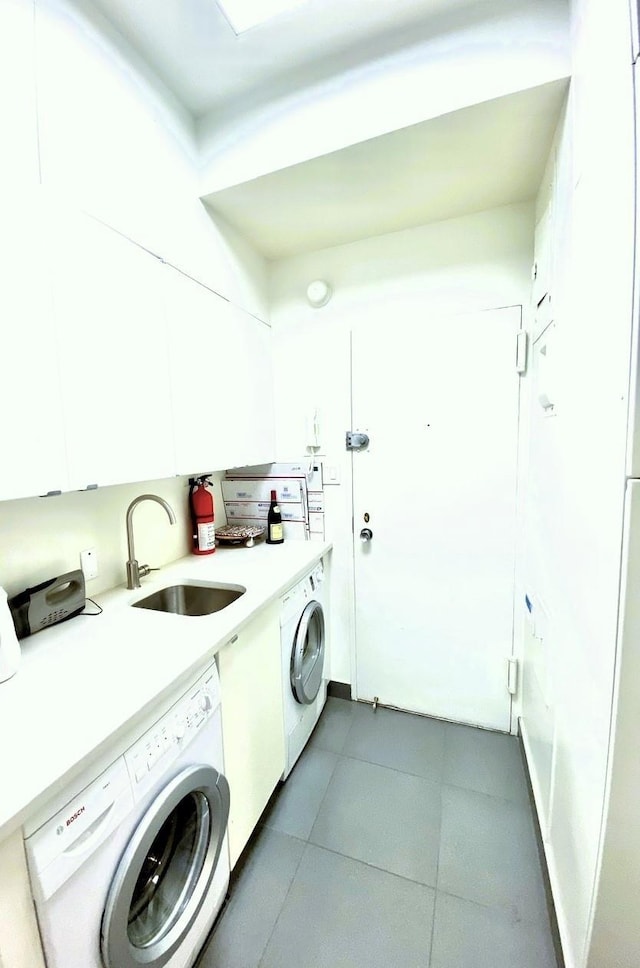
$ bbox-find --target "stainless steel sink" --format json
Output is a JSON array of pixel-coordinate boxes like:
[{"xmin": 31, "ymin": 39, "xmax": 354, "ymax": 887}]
[{"xmin": 132, "ymin": 582, "xmax": 246, "ymax": 616}]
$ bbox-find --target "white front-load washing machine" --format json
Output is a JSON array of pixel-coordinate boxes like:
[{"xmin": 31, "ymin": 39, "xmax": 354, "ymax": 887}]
[
  {"xmin": 24, "ymin": 661, "xmax": 229, "ymax": 968},
  {"xmin": 280, "ymin": 557, "xmax": 329, "ymax": 778}
]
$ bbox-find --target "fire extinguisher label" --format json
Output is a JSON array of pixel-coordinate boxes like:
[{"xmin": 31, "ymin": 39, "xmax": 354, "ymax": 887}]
[{"xmin": 197, "ymin": 522, "xmax": 216, "ymax": 551}]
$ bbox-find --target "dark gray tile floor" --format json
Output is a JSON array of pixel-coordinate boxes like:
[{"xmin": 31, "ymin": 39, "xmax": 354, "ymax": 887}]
[{"xmin": 198, "ymin": 698, "xmax": 558, "ymax": 968}]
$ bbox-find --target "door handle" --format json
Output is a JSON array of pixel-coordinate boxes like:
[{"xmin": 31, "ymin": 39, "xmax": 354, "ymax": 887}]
[{"xmin": 360, "ymin": 528, "xmax": 373, "ymax": 542}]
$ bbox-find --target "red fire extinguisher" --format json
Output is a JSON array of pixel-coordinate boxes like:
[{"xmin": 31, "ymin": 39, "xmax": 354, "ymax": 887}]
[{"xmin": 189, "ymin": 476, "xmax": 216, "ymax": 555}]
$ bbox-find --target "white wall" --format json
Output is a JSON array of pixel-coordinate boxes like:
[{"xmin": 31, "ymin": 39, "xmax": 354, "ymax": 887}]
[
  {"xmin": 0, "ymin": 474, "xmax": 227, "ymax": 601},
  {"xmin": 198, "ymin": 0, "xmax": 569, "ymax": 195},
  {"xmin": 520, "ymin": 0, "xmax": 636, "ymax": 964},
  {"xmin": 269, "ymin": 201, "xmax": 534, "ymax": 684}
]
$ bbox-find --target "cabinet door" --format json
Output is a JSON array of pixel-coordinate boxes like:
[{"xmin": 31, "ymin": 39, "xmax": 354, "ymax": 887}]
[
  {"xmin": 0, "ymin": 192, "xmax": 69, "ymax": 501},
  {"xmin": 35, "ymin": 0, "xmax": 174, "ymax": 259},
  {"xmin": 218, "ymin": 603, "xmax": 284, "ymax": 868},
  {"xmin": 0, "ymin": 0, "xmax": 39, "ymax": 189},
  {"xmin": 50, "ymin": 210, "xmax": 175, "ymax": 490},
  {"xmin": 0, "ymin": 831, "xmax": 46, "ymax": 968},
  {"xmin": 164, "ymin": 268, "xmax": 275, "ymax": 474},
  {"xmin": 164, "ymin": 266, "xmax": 237, "ymax": 474},
  {"xmin": 221, "ymin": 303, "xmax": 276, "ymax": 470}
]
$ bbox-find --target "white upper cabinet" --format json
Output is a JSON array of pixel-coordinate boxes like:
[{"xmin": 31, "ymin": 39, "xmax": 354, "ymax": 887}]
[
  {"xmin": 0, "ymin": 0, "xmax": 274, "ymax": 503},
  {"xmin": 221, "ymin": 303, "xmax": 275, "ymax": 470},
  {"xmin": 0, "ymin": 192, "xmax": 69, "ymax": 501},
  {"xmin": 35, "ymin": 0, "xmax": 179, "ymax": 260},
  {"xmin": 49, "ymin": 210, "xmax": 175, "ymax": 490},
  {"xmin": 163, "ymin": 267, "xmax": 233, "ymax": 475},
  {"xmin": 164, "ymin": 266, "xmax": 275, "ymax": 475},
  {"xmin": 0, "ymin": 0, "xmax": 39, "ymax": 188}
]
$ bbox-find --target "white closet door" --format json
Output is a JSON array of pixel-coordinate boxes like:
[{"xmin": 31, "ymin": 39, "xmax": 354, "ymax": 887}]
[{"xmin": 50, "ymin": 211, "xmax": 175, "ymax": 490}]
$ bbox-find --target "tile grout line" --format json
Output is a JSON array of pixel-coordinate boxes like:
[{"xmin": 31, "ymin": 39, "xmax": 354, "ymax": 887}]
[
  {"xmin": 314, "ymin": 741, "xmax": 446, "ymax": 783},
  {"xmin": 426, "ymin": 783, "xmax": 447, "ymax": 968},
  {"xmin": 434, "ymin": 884, "xmax": 558, "ymax": 928},
  {"xmin": 256, "ymin": 741, "xmax": 346, "ymax": 968},
  {"xmin": 305, "ymin": 733, "xmax": 349, "ymax": 844},
  {"xmin": 254, "ymin": 837, "xmax": 308, "ymax": 968},
  {"xmin": 315, "ymin": 743, "xmax": 530, "ymax": 810},
  {"xmin": 300, "ymin": 839, "xmax": 439, "ymax": 891}
]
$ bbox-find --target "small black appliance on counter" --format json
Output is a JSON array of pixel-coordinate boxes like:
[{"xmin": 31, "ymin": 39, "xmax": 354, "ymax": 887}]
[{"xmin": 8, "ymin": 570, "xmax": 86, "ymax": 639}]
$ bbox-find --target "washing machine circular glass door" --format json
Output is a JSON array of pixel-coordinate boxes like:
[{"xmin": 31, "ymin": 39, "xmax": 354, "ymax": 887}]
[
  {"xmin": 101, "ymin": 764, "xmax": 229, "ymax": 968},
  {"xmin": 290, "ymin": 599, "xmax": 325, "ymax": 705}
]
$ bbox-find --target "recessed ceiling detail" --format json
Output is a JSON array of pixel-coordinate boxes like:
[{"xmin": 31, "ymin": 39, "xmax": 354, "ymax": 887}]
[
  {"xmin": 202, "ymin": 80, "xmax": 568, "ymax": 260},
  {"xmin": 85, "ymin": 0, "xmax": 521, "ymax": 117},
  {"xmin": 216, "ymin": 0, "xmax": 308, "ymax": 35}
]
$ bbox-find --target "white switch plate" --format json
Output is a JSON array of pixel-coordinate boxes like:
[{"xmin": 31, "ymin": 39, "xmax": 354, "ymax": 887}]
[
  {"xmin": 80, "ymin": 547, "xmax": 98, "ymax": 580},
  {"xmin": 325, "ymin": 465, "xmax": 340, "ymax": 485}
]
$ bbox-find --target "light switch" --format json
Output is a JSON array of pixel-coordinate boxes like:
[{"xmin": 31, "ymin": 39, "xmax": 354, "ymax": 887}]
[{"xmin": 325, "ymin": 465, "xmax": 340, "ymax": 485}]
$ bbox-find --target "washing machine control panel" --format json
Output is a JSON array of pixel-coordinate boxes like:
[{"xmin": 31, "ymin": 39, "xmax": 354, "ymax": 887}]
[
  {"xmin": 309, "ymin": 560, "xmax": 325, "ymax": 591},
  {"xmin": 125, "ymin": 664, "xmax": 219, "ymax": 792}
]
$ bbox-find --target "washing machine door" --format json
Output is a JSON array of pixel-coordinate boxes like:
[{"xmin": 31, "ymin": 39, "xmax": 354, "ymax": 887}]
[
  {"xmin": 101, "ymin": 764, "xmax": 229, "ymax": 968},
  {"xmin": 291, "ymin": 600, "xmax": 325, "ymax": 705}
]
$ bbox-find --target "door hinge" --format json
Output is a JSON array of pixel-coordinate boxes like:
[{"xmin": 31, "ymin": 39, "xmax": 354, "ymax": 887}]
[
  {"xmin": 515, "ymin": 331, "xmax": 528, "ymax": 374},
  {"xmin": 507, "ymin": 657, "xmax": 519, "ymax": 695}
]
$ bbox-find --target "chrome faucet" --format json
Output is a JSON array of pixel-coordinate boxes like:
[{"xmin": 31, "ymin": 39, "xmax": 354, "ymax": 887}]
[{"xmin": 125, "ymin": 494, "xmax": 176, "ymax": 589}]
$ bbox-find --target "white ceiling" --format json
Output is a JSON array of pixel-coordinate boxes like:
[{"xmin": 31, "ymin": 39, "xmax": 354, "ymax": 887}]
[
  {"xmin": 82, "ymin": 0, "xmax": 568, "ymax": 259},
  {"xmin": 85, "ymin": 0, "xmax": 512, "ymax": 120},
  {"xmin": 202, "ymin": 79, "xmax": 568, "ymax": 259}
]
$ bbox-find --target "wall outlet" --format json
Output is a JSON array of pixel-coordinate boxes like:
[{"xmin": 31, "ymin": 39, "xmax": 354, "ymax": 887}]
[{"xmin": 80, "ymin": 547, "xmax": 99, "ymax": 580}]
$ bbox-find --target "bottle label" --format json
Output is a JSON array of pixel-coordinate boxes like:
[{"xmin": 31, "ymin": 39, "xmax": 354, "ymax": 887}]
[
  {"xmin": 197, "ymin": 521, "xmax": 216, "ymax": 551},
  {"xmin": 269, "ymin": 522, "xmax": 284, "ymax": 542}
]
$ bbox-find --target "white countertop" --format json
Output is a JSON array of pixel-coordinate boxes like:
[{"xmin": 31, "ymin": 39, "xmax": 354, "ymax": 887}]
[{"xmin": 0, "ymin": 540, "xmax": 331, "ymax": 839}]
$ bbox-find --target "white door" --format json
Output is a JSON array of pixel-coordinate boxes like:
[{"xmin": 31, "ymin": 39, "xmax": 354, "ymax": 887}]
[{"xmin": 351, "ymin": 306, "xmax": 521, "ymax": 731}]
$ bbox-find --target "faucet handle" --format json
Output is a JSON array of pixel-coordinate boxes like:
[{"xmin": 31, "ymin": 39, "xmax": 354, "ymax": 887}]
[{"xmin": 138, "ymin": 565, "xmax": 162, "ymax": 578}]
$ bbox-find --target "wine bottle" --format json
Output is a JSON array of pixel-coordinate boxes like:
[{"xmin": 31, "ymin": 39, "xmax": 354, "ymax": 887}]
[{"xmin": 266, "ymin": 489, "xmax": 284, "ymax": 544}]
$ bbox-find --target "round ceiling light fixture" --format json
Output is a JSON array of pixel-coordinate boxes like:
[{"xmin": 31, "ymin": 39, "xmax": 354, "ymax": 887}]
[{"xmin": 306, "ymin": 279, "xmax": 332, "ymax": 308}]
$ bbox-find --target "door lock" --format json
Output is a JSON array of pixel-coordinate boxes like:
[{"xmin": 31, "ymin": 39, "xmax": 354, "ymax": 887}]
[{"xmin": 346, "ymin": 431, "xmax": 370, "ymax": 451}]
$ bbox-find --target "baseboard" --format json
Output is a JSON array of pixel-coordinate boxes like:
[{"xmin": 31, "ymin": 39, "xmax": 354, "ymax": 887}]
[
  {"xmin": 517, "ymin": 720, "xmax": 565, "ymax": 968},
  {"xmin": 327, "ymin": 680, "xmax": 352, "ymax": 700}
]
